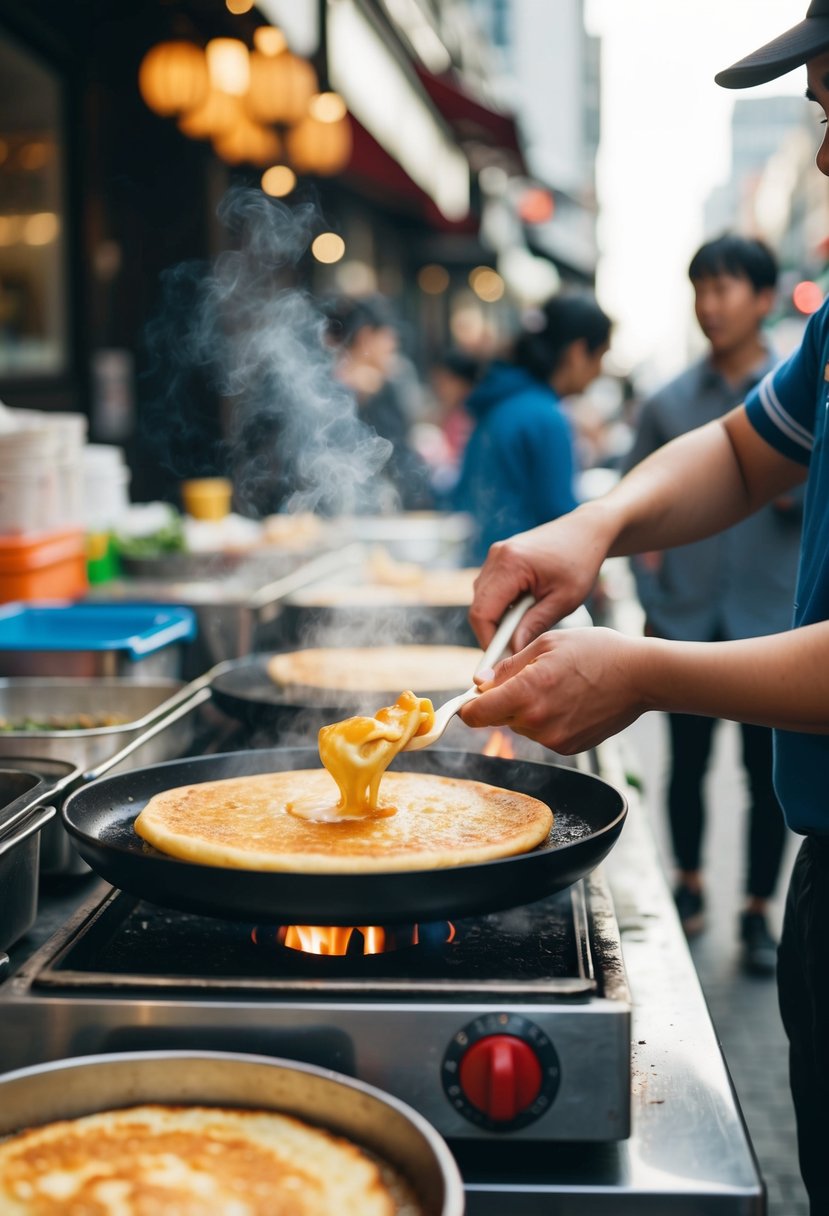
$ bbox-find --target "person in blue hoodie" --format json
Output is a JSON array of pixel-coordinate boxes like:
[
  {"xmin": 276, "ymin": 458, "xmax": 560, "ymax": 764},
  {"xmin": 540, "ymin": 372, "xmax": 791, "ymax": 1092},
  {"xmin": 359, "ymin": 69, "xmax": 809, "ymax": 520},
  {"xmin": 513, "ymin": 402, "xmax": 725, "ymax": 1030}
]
[{"xmin": 453, "ymin": 294, "xmax": 612, "ymax": 564}]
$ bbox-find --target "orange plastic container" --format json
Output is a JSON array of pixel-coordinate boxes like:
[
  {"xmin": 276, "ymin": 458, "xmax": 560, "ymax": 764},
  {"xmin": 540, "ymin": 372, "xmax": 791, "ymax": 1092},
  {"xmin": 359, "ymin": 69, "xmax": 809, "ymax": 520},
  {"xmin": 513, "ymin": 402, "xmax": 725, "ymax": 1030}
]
[{"xmin": 0, "ymin": 530, "xmax": 88, "ymax": 602}]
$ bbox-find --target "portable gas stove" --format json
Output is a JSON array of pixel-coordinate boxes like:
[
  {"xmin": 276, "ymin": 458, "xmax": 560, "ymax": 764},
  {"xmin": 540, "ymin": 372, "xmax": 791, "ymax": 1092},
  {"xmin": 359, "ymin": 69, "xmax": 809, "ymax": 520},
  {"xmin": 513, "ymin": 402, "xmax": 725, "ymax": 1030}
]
[
  {"xmin": 0, "ymin": 861, "xmax": 630, "ymax": 1145},
  {"xmin": 1, "ymin": 708, "xmax": 770, "ymax": 1216}
]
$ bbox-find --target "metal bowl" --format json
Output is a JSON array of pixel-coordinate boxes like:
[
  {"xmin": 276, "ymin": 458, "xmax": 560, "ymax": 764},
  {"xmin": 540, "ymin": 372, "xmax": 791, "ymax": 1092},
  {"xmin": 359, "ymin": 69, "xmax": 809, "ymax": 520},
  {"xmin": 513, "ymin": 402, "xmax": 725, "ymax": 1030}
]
[{"xmin": 0, "ymin": 1050, "xmax": 464, "ymax": 1216}]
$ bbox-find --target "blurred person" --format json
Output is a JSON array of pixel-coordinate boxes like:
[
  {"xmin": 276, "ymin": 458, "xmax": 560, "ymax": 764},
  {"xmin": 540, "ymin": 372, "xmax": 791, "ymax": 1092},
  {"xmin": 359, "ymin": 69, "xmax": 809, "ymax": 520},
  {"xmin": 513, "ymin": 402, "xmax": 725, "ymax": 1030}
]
[
  {"xmin": 624, "ymin": 234, "xmax": 801, "ymax": 973},
  {"xmin": 453, "ymin": 294, "xmax": 612, "ymax": 564},
  {"xmin": 430, "ymin": 347, "xmax": 482, "ymax": 466},
  {"xmin": 325, "ymin": 294, "xmax": 434, "ymax": 511},
  {"xmin": 457, "ymin": 11, "xmax": 829, "ymax": 1207},
  {"xmin": 415, "ymin": 347, "xmax": 483, "ymax": 501}
]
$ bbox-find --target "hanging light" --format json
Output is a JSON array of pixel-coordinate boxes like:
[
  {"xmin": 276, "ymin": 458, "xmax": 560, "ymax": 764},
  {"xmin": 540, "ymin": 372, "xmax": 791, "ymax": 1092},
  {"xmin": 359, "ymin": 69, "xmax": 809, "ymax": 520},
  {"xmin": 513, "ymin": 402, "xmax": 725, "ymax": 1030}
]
[
  {"xmin": 178, "ymin": 89, "xmax": 244, "ymax": 139},
  {"xmin": 253, "ymin": 26, "xmax": 288, "ymax": 57},
  {"xmin": 286, "ymin": 112, "xmax": 352, "ymax": 176},
  {"xmin": 214, "ymin": 120, "xmax": 282, "ymax": 166},
  {"xmin": 311, "ymin": 232, "xmax": 346, "ymax": 263},
  {"xmin": 206, "ymin": 38, "xmax": 250, "ymax": 97},
  {"xmin": 261, "ymin": 165, "xmax": 297, "ymax": 197},
  {"xmin": 138, "ymin": 41, "xmax": 209, "ymax": 116},
  {"xmin": 308, "ymin": 91, "xmax": 347, "ymax": 123},
  {"xmin": 246, "ymin": 50, "xmax": 317, "ymax": 124}
]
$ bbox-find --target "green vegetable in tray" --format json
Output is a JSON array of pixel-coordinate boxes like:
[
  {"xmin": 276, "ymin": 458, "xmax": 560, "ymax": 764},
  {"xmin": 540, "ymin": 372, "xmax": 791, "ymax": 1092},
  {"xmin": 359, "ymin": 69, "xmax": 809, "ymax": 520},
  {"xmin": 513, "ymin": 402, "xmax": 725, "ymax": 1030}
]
[
  {"xmin": 0, "ymin": 713, "xmax": 131, "ymax": 731},
  {"xmin": 113, "ymin": 513, "xmax": 186, "ymax": 559}
]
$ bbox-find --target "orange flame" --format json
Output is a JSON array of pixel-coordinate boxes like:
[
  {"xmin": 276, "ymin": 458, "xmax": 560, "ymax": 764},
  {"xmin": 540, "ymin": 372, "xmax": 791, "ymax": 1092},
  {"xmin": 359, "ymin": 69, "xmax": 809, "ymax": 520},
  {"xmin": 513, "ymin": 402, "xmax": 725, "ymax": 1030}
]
[
  {"xmin": 252, "ymin": 922, "xmax": 456, "ymax": 955},
  {"xmin": 482, "ymin": 729, "xmax": 515, "ymax": 758},
  {"xmin": 278, "ymin": 925, "xmax": 423, "ymax": 955}
]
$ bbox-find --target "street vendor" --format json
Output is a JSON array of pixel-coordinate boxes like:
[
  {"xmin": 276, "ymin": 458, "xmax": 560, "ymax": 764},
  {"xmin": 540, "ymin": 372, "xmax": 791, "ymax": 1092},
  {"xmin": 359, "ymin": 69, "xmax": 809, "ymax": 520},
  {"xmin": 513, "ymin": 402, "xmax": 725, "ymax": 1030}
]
[{"xmin": 460, "ymin": 4, "xmax": 829, "ymax": 1210}]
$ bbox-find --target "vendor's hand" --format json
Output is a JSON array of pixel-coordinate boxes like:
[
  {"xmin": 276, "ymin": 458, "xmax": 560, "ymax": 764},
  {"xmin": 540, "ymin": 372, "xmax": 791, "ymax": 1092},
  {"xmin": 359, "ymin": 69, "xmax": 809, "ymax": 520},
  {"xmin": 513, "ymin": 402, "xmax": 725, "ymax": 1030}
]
[
  {"xmin": 460, "ymin": 626, "xmax": 650, "ymax": 754},
  {"xmin": 469, "ymin": 506, "xmax": 615, "ymax": 651}
]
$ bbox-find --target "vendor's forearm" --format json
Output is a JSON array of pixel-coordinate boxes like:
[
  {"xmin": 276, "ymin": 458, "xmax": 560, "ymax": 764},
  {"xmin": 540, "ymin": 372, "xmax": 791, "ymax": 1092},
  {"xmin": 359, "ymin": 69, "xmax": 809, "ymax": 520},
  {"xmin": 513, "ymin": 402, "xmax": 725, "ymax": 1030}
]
[
  {"xmin": 635, "ymin": 624, "xmax": 829, "ymax": 733},
  {"xmin": 582, "ymin": 410, "xmax": 804, "ymax": 559}
]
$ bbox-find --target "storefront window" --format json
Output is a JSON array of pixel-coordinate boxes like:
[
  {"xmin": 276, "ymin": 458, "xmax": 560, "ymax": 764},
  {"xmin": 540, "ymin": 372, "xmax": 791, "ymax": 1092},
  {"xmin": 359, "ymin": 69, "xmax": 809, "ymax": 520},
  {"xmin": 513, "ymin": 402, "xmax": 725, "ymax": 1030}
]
[{"xmin": 0, "ymin": 30, "xmax": 67, "ymax": 377}]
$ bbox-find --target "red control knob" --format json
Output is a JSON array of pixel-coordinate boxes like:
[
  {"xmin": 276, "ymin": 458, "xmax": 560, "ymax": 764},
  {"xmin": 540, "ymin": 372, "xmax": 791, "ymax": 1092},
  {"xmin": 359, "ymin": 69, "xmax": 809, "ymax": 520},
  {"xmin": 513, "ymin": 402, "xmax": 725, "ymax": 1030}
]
[{"xmin": 458, "ymin": 1034, "xmax": 543, "ymax": 1123}]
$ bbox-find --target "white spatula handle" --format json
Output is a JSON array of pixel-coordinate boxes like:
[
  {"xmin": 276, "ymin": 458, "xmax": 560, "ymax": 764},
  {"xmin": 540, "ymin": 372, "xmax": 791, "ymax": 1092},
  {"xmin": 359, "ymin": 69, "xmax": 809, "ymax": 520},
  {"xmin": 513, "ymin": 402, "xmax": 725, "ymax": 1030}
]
[{"xmin": 475, "ymin": 593, "xmax": 535, "ymax": 676}]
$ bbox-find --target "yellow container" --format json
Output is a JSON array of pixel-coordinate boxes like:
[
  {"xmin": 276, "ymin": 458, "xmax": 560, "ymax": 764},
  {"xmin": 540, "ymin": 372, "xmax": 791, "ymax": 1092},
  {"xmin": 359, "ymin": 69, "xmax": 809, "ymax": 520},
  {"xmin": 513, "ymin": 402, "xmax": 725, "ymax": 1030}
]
[{"xmin": 181, "ymin": 478, "xmax": 232, "ymax": 520}]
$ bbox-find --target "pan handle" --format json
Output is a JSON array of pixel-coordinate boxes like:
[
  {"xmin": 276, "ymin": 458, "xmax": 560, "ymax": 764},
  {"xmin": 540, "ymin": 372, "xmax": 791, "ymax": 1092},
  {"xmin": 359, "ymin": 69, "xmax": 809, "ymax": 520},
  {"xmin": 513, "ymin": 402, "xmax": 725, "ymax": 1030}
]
[
  {"xmin": 81, "ymin": 686, "xmax": 213, "ymax": 784},
  {"xmin": 125, "ymin": 658, "xmax": 234, "ymax": 724},
  {"xmin": 248, "ymin": 542, "xmax": 366, "ymax": 613}
]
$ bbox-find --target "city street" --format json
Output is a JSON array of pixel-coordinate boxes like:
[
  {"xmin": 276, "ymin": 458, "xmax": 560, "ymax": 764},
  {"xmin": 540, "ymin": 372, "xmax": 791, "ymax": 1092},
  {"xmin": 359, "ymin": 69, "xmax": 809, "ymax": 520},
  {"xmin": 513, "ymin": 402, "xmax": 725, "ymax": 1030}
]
[{"xmin": 623, "ymin": 710, "xmax": 807, "ymax": 1216}]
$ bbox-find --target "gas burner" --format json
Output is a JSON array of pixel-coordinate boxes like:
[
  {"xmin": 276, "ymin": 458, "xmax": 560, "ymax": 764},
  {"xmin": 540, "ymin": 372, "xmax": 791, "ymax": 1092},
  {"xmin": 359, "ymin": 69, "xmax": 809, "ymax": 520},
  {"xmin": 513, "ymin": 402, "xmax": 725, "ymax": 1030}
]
[{"xmin": 251, "ymin": 922, "xmax": 455, "ymax": 956}]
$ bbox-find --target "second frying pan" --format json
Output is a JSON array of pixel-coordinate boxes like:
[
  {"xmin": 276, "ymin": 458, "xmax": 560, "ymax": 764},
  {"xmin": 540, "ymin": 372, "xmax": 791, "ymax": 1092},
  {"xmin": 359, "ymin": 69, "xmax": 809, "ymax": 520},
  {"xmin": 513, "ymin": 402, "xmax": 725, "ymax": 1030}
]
[
  {"xmin": 61, "ymin": 747, "xmax": 627, "ymax": 925},
  {"xmin": 208, "ymin": 651, "xmax": 476, "ymax": 730}
]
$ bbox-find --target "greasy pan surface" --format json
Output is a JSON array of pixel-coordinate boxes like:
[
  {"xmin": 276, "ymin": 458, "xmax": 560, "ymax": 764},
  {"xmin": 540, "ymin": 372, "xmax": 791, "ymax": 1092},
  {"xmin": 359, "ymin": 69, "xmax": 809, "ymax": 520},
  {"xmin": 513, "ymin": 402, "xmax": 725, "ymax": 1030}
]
[{"xmin": 62, "ymin": 748, "xmax": 627, "ymax": 925}]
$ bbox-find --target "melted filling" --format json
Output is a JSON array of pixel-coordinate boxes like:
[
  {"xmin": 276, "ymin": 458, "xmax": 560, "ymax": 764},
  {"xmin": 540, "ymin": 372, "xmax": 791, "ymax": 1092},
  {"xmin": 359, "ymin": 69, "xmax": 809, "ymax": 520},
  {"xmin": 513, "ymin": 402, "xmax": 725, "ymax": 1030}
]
[{"xmin": 288, "ymin": 691, "xmax": 434, "ymax": 822}]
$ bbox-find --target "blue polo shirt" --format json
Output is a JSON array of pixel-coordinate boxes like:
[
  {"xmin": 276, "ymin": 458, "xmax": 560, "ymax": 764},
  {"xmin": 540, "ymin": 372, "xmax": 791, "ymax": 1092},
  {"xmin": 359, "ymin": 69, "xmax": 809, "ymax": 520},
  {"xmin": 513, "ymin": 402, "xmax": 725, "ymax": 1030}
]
[{"xmin": 744, "ymin": 302, "xmax": 829, "ymax": 834}]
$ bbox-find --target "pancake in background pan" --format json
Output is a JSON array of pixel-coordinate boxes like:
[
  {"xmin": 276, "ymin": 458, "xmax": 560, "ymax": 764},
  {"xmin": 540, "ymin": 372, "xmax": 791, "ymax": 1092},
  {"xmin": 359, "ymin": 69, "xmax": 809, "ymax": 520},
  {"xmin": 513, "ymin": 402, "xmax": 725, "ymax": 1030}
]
[
  {"xmin": 0, "ymin": 1103, "xmax": 405, "ymax": 1216},
  {"xmin": 134, "ymin": 768, "xmax": 554, "ymax": 873},
  {"xmin": 267, "ymin": 644, "xmax": 481, "ymax": 693},
  {"xmin": 289, "ymin": 566, "xmax": 478, "ymax": 607}
]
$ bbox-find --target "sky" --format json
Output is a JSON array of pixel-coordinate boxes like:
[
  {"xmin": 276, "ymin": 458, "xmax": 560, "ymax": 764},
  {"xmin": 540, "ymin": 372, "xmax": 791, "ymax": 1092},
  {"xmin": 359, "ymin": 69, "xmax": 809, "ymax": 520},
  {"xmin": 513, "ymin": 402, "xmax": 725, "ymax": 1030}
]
[{"xmin": 584, "ymin": 0, "xmax": 810, "ymax": 387}]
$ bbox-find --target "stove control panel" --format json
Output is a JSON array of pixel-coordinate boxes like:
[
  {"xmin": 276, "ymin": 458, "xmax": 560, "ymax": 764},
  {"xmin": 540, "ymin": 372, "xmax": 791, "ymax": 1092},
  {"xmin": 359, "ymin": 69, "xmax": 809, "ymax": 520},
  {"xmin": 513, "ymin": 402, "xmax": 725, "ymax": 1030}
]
[{"xmin": 441, "ymin": 1013, "xmax": 561, "ymax": 1131}]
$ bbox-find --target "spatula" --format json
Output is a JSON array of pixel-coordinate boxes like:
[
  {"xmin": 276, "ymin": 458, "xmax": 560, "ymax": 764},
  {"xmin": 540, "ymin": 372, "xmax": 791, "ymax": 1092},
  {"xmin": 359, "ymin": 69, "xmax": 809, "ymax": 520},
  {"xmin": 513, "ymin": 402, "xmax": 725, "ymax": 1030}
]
[{"xmin": 402, "ymin": 594, "xmax": 534, "ymax": 751}]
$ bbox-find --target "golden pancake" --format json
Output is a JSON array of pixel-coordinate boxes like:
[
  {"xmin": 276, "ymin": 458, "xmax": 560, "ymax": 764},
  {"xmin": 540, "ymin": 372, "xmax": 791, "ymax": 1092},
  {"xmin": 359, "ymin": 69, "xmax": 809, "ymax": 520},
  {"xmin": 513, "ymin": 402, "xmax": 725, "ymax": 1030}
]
[
  {"xmin": 267, "ymin": 645, "xmax": 480, "ymax": 693},
  {"xmin": 134, "ymin": 769, "xmax": 554, "ymax": 873},
  {"xmin": 0, "ymin": 1104, "xmax": 402, "ymax": 1216}
]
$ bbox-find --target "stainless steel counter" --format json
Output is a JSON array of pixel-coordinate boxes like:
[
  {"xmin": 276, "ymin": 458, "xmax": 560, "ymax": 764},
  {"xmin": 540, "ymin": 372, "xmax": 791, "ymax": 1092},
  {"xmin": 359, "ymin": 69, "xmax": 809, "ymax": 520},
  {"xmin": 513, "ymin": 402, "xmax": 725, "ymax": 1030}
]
[{"xmin": 0, "ymin": 739, "xmax": 764, "ymax": 1214}]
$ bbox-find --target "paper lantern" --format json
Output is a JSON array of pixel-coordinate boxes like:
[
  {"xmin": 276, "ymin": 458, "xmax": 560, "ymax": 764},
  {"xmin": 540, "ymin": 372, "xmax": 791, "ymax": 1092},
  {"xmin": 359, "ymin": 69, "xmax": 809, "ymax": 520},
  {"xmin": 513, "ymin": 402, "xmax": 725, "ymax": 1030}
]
[
  {"xmin": 213, "ymin": 120, "xmax": 282, "ymax": 166},
  {"xmin": 246, "ymin": 50, "xmax": 317, "ymax": 124},
  {"xmin": 253, "ymin": 26, "xmax": 287, "ymax": 57},
  {"xmin": 138, "ymin": 42, "xmax": 209, "ymax": 117},
  {"xmin": 178, "ymin": 90, "xmax": 244, "ymax": 139},
  {"xmin": 286, "ymin": 113, "xmax": 352, "ymax": 176},
  {"xmin": 206, "ymin": 38, "xmax": 250, "ymax": 97}
]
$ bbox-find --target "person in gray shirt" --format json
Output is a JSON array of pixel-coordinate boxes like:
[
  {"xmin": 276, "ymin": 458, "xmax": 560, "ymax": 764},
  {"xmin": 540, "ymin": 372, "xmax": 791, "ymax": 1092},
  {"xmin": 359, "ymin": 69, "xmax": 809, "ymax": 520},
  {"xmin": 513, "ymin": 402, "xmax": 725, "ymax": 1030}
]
[{"xmin": 624, "ymin": 234, "xmax": 802, "ymax": 974}]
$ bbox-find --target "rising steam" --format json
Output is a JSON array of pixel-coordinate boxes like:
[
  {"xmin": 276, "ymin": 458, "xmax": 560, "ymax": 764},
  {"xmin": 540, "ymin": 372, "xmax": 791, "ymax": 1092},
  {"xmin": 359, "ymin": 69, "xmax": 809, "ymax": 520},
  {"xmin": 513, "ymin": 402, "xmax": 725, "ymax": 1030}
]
[{"xmin": 141, "ymin": 187, "xmax": 393, "ymax": 516}]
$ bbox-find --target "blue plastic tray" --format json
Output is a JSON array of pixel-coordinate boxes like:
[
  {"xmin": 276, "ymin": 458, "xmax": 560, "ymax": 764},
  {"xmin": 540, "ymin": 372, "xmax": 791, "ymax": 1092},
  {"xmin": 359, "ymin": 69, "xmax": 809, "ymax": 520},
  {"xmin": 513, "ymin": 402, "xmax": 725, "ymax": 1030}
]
[{"xmin": 0, "ymin": 603, "xmax": 197, "ymax": 659}]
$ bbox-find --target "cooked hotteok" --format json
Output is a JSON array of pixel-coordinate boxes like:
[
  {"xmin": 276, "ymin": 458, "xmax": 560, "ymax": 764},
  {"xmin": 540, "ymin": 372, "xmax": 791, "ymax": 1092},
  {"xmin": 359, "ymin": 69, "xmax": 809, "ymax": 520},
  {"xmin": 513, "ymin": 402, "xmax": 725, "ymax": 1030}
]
[
  {"xmin": 0, "ymin": 1104, "xmax": 403, "ymax": 1216},
  {"xmin": 134, "ymin": 688, "xmax": 553, "ymax": 873},
  {"xmin": 267, "ymin": 645, "xmax": 481, "ymax": 693}
]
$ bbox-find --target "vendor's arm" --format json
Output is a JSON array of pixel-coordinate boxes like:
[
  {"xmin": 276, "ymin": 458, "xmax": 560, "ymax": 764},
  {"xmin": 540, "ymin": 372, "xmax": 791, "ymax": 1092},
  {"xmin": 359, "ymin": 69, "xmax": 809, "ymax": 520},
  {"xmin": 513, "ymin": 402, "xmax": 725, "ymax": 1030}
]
[
  {"xmin": 470, "ymin": 406, "xmax": 806, "ymax": 649},
  {"xmin": 461, "ymin": 621, "xmax": 829, "ymax": 754}
]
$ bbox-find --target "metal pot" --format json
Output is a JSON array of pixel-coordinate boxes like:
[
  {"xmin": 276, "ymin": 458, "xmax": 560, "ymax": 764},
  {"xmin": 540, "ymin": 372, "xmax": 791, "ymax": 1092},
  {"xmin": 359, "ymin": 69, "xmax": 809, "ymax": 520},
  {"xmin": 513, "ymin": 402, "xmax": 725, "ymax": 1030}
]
[
  {"xmin": 87, "ymin": 544, "xmax": 367, "ymax": 676},
  {"xmin": 0, "ymin": 679, "xmax": 200, "ymax": 875},
  {"xmin": 0, "ymin": 768, "xmax": 55, "ymax": 952},
  {"xmin": 0, "ymin": 1050, "xmax": 465, "ymax": 1216}
]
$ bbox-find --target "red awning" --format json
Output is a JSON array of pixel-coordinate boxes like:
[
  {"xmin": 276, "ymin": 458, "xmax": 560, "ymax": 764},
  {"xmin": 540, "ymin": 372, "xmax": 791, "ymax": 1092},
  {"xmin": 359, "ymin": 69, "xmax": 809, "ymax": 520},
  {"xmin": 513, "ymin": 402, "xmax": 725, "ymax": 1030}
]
[
  {"xmin": 343, "ymin": 115, "xmax": 477, "ymax": 234},
  {"xmin": 415, "ymin": 66, "xmax": 527, "ymax": 172}
]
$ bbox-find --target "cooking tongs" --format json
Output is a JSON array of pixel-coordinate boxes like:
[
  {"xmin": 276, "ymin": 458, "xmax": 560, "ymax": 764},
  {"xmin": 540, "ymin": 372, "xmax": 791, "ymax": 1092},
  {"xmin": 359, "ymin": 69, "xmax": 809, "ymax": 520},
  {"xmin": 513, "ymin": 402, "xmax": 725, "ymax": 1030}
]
[{"xmin": 403, "ymin": 594, "xmax": 534, "ymax": 751}]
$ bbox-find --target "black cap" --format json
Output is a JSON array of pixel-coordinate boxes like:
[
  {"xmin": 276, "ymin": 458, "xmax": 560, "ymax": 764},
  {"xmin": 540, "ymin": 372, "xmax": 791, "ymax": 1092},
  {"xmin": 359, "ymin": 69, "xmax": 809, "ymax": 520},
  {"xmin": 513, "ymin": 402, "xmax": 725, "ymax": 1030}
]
[{"xmin": 716, "ymin": 0, "xmax": 829, "ymax": 89}]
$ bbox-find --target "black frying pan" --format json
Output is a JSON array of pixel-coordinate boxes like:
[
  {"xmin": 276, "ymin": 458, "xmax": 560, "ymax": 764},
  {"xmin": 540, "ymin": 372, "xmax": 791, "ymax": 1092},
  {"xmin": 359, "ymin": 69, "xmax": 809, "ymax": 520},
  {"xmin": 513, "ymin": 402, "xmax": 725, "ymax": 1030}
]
[
  {"xmin": 209, "ymin": 652, "xmax": 476, "ymax": 731},
  {"xmin": 61, "ymin": 748, "xmax": 627, "ymax": 925}
]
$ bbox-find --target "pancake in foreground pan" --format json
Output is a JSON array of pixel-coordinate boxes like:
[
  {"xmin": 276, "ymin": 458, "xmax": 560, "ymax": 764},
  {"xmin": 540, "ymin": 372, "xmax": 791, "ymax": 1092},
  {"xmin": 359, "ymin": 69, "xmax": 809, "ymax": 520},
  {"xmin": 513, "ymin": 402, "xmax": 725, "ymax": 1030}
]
[
  {"xmin": 0, "ymin": 1104, "xmax": 403, "ymax": 1216},
  {"xmin": 134, "ymin": 769, "xmax": 554, "ymax": 873}
]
